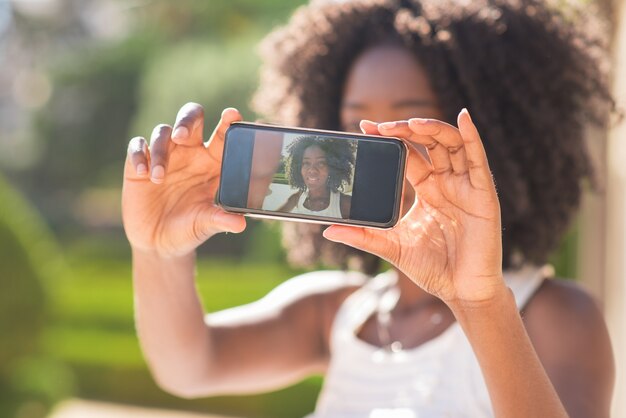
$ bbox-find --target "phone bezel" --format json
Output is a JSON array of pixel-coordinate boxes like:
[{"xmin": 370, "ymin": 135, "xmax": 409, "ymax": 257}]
[{"xmin": 217, "ymin": 121, "xmax": 407, "ymax": 229}]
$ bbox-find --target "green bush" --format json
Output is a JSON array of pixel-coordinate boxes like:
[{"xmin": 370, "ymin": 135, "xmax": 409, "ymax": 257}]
[{"xmin": 0, "ymin": 174, "xmax": 71, "ymax": 417}]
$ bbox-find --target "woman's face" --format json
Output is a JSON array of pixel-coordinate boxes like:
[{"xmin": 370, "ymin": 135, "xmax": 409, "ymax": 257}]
[
  {"xmin": 340, "ymin": 44, "xmax": 444, "ymax": 130},
  {"xmin": 301, "ymin": 144, "xmax": 329, "ymax": 191},
  {"xmin": 340, "ymin": 44, "xmax": 445, "ymax": 213}
]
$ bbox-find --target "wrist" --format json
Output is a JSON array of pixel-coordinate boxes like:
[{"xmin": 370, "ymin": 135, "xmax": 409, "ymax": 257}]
[
  {"xmin": 447, "ymin": 281, "xmax": 516, "ymax": 323},
  {"xmin": 132, "ymin": 247, "xmax": 196, "ymax": 272},
  {"xmin": 131, "ymin": 246, "xmax": 195, "ymax": 261}
]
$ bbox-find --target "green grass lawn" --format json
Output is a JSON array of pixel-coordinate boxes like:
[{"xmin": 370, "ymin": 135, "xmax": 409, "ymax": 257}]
[
  {"xmin": 43, "ymin": 250, "xmax": 322, "ymax": 417},
  {"xmin": 44, "ymin": 256, "xmax": 304, "ymax": 369}
]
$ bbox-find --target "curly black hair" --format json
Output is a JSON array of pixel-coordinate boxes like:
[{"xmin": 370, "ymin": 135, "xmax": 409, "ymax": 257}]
[
  {"xmin": 285, "ymin": 135, "xmax": 356, "ymax": 193},
  {"xmin": 252, "ymin": 0, "xmax": 614, "ymax": 275}
]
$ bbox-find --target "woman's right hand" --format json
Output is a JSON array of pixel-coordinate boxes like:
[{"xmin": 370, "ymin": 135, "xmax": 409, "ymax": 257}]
[{"xmin": 122, "ymin": 103, "xmax": 246, "ymax": 258}]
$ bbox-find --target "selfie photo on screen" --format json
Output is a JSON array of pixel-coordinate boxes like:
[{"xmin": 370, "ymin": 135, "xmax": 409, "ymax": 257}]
[
  {"xmin": 226, "ymin": 123, "xmax": 404, "ymax": 228},
  {"xmin": 252, "ymin": 134, "xmax": 357, "ymax": 219}
]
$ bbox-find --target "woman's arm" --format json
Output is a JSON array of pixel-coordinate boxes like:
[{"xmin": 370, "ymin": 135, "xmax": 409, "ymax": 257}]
[
  {"xmin": 132, "ymin": 250, "xmax": 212, "ymax": 397},
  {"xmin": 450, "ymin": 286, "xmax": 568, "ymax": 418},
  {"xmin": 324, "ymin": 110, "xmax": 577, "ymax": 417},
  {"xmin": 123, "ymin": 104, "xmax": 332, "ymax": 397},
  {"xmin": 277, "ymin": 191, "xmax": 301, "ymax": 212},
  {"xmin": 132, "ymin": 249, "xmax": 357, "ymax": 397}
]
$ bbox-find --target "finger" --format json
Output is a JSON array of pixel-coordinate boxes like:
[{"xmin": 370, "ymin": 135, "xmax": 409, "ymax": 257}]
[
  {"xmin": 368, "ymin": 120, "xmax": 432, "ymax": 187},
  {"xmin": 404, "ymin": 142, "xmax": 432, "ymax": 189},
  {"xmin": 149, "ymin": 124, "xmax": 172, "ymax": 184},
  {"xmin": 378, "ymin": 121, "xmax": 452, "ymax": 175},
  {"xmin": 206, "ymin": 107, "xmax": 243, "ymax": 163},
  {"xmin": 198, "ymin": 206, "xmax": 247, "ymax": 235},
  {"xmin": 457, "ymin": 108, "xmax": 494, "ymax": 190},
  {"xmin": 126, "ymin": 136, "xmax": 150, "ymax": 179},
  {"xmin": 171, "ymin": 102, "xmax": 205, "ymax": 146},
  {"xmin": 323, "ymin": 225, "xmax": 396, "ymax": 264},
  {"xmin": 374, "ymin": 120, "xmax": 429, "ymax": 157},
  {"xmin": 359, "ymin": 119, "xmax": 380, "ymax": 135},
  {"xmin": 407, "ymin": 118, "xmax": 468, "ymax": 176}
]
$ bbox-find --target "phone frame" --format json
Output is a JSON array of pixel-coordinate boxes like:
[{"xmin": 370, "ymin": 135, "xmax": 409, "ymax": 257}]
[{"xmin": 217, "ymin": 121, "xmax": 407, "ymax": 229}]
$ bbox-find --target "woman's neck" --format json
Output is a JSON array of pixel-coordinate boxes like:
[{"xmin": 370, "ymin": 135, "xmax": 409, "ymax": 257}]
[
  {"xmin": 307, "ymin": 186, "xmax": 330, "ymax": 199},
  {"xmin": 394, "ymin": 268, "xmax": 445, "ymax": 312}
]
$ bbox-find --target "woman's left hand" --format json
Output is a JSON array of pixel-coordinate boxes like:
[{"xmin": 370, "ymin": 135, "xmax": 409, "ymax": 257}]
[{"xmin": 323, "ymin": 109, "xmax": 506, "ymax": 305}]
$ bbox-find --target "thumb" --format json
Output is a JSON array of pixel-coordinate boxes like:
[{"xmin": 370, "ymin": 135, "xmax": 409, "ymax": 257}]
[
  {"xmin": 199, "ymin": 207, "xmax": 247, "ymax": 235},
  {"xmin": 323, "ymin": 225, "xmax": 394, "ymax": 262}
]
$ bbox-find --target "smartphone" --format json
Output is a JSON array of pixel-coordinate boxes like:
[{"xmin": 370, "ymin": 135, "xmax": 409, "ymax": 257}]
[{"xmin": 217, "ymin": 122, "xmax": 407, "ymax": 228}]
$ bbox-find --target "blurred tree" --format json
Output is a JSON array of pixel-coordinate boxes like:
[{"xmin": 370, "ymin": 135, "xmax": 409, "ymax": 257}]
[
  {"xmin": 0, "ymin": 173, "xmax": 71, "ymax": 418},
  {"xmin": 130, "ymin": 37, "xmax": 260, "ymax": 142},
  {"xmin": 7, "ymin": 0, "xmax": 305, "ymax": 238},
  {"xmin": 19, "ymin": 35, "xmax": 156, "ymax": 230}
]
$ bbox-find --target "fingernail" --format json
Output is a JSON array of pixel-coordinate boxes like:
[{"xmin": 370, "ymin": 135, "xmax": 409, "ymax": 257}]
[
  {"xmin": 172, "ymin": 126, "xmax": 189, "ymax": 140},
  {"xmin": 409, "ymin": 118, "xmax": 428, "ymax": 125},
  {"xmin": 461, "ymin": 108, "xmax": 472, "ymax": 122},
  {"xmin": 221, "ymin": 107, "xmax": 239, "ymax": 120},
  {"xmin": 136, "ymin": 163, "xmax": 147, "ymax": 176},
  {"xmin": 322, "ymin": 228, "xmax": 339, "ymax": 241},
  {"xmin": 151, "ymin": 165, "xmax": 165, "ymax": 183},
  {"xmin": 378, "ymin": 122, "xmax": 397, "ymax": 130}
]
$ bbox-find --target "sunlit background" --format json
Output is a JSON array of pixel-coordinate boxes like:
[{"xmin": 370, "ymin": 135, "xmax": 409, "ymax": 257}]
[{"xmin": 1, "ymin": 0, "xmax": 625, "ymax": 417}]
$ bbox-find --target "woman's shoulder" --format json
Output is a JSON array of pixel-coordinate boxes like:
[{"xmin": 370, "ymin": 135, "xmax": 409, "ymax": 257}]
[
  {"xmin": 288, "ymin": 191, "xmax": 303, "ymax": 203},
  {"xmin": 524, "ymin": 278, "xmax": 608, "ymax": 339},
  {"xmin": 523, "ymin": 278, "xmax": 613, "ymax": 371},
  {"xmin": 269, "ymin": 269, "xmax": 367, "ymax": 299},
  {"xmin": 525, "ymin": 278, "xmax": 603, "ymax": 322},
  {"xmin": 523, "ymin": 278, "xmax": 614, "ymax": 413},
  {"xmin": 271, "ymin": 270, "xmax": 367, "ymax": 357},
  {"xmin": 278, "ymin": 191, "xmax": 302, "ymax": 212},
  {"xmin": 289, "ymin": 190, "xmax": 303, "ymax": 199},
  {"xmin": 210, "ymin": 270, "xmax": 367, "ymax": 336}
]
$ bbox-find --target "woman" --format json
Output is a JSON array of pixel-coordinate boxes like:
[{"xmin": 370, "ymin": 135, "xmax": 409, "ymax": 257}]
[
  {"xmin": 122, "ymin": 0, "xmax": 615, "ymax": 416},
  {"xmin": 277, "ymin": 135, "xmax": 354, "ymax": 219}
]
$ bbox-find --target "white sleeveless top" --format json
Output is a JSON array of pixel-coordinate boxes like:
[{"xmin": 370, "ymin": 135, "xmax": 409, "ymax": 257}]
[
  {"xmin": 307, "ymin": 265, "xmax": 550, "ymax": 418},
  {"xmin": 291, "ymin": 190, "xmax": 343, "ymax": 218}
]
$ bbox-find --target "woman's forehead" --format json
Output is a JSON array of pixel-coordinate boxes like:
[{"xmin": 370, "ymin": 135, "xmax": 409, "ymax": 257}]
[
  {"xmin": 303, "ymin": 144, "xmax": 325, "ymax": 158},
  {"xmin": 341, "ymin": 45, "xmax": 438, "ymax": 109}
]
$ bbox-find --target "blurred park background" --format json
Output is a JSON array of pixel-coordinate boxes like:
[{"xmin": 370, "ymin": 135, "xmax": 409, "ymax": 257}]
[{"xmin": 1, "ymin": 0, "xmax": 626, "ymax": 417}]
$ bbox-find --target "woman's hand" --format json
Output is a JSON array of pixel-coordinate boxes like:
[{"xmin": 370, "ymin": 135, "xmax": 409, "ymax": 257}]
[
  {"xmin": 122, "ymin": 103, "xmax": 246, "ymax": 258},
  {"xmin": 323, "ymin": 109, "xmax": 505, "ymax": 305}
]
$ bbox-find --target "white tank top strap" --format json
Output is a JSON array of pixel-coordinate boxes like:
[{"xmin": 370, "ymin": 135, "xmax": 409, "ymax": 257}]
[{"xmin": 503, "ymin": 264, "xmax": 552, "ymax": 309}]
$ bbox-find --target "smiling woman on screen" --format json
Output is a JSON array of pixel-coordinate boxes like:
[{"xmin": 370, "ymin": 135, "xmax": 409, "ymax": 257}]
[{"xmin": 278, "ymin": 135, "xmax": 355, "ymax": 219}]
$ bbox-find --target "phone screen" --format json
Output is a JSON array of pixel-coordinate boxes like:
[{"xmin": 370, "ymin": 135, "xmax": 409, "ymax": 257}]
[{"xmin": 218, "ymin": 123, "xmax": 406, "ymax": 228}]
